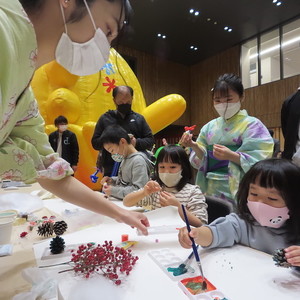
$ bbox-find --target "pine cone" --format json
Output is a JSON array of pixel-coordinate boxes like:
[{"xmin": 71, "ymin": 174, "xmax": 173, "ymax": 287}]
[
  {"xmin": 272, "ymin": 248, "xmax": 292, "ymax": 268},
  {"xmin": 37, "ymin": 221, "xmax": 54, "ymax": 237},
  {"xmin": 50, "ymin": 236, "xmax": 65, "ymax": 254},
  {"xmin": 53, "ymin": 221, "xmax": 68, "ymax": 236}
]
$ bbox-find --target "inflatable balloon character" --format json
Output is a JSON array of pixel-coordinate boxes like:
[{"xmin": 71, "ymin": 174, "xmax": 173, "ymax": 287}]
[{"xmin": 31, "ymin": 48, "xmax": 186, "ymax": 190}]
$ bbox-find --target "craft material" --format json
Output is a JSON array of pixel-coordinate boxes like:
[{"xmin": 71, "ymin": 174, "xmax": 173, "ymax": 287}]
[
  {"xmin": 121, "ymin": 234, "xmax": 129, "ymax": 242},
  {"xmin": 148, "ymin": 248, "xmax": 195, "ymax": 281},
  {"xmin": 272, "ymin": 248, "xmax": 292, "ymax": 268},
  {"xmin": 181, "ymin": 204, "xmax": 207, "ymax": 290},
  {"xmin": 117, "ymin": 241, "xmax": 137, "ymax": 250},
  {"xmin": 50, "ymin": 236, "xmax": 66, "ymax": 254},
  {"xmin": 137, "ymin": 224, "xmax": 182, "ymax": 235},
  {"xmin": 168, "ymin": 246, "xmax": 199, "ymax": 276}
]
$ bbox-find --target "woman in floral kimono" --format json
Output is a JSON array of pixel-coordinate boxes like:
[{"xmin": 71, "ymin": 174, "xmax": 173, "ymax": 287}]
[
  {"xmin": 0, "ymin": 0, "xmax": 149, "ymax": 235},
  {"xmin": 180, "ymin": 74, "xmax": 274, "ymax": 203}
]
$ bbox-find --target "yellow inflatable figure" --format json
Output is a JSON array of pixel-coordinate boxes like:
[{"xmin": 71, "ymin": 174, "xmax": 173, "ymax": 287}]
[{"xmin": 31, "ymin": 48, "xmax": 186, "ymax": 189}]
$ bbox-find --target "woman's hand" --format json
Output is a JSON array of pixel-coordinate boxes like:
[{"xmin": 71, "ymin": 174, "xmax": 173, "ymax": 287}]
[
  {"xmin": 159, "ymin": 191, "xmax": 179, "ymax": 207},
  {"xmin": 285, "ymin": 245, "xmax": 300, "ymax": 267},
  {"xmin": 117, "ymin": 210, "xmax": 150, "ymax": 236},
  {"xmin": 144, "ymin": 180, "xmax": 161, "ymax": 195},
  {"xmin": 179, "ymin": 132, "xmax": 195, "ymax": 148},
  {"xmin": 213, "ymin": 144, "xmax": 240, "ymax": 165}
]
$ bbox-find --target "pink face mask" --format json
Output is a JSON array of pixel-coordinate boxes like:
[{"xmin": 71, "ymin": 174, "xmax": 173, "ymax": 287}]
[{"xmin": 247, "ymin": 200, "xmax": 290, "ymax": 228}]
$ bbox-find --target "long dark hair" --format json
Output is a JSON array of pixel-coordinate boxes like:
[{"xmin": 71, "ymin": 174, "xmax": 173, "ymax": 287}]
[
  {"xmin": 154, "ymin": 145, "xmax": 192, "ymax": 191},
  {"xmin": 237, "ymin": 158, "xmax": 300, "ymax": 243}
]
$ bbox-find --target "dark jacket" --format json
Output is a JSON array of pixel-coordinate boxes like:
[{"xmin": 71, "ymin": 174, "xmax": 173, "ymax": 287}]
[
  {"xmin": 281, "ymin": 89, "xmax": 300, "ymax": 159},
  {"xmin": 49, "ymin": 130, "xmax": 79, "ymax": 166},
  {"xmin": 91, "ymin": 110, "xmax": 154, "ymax": 176}
]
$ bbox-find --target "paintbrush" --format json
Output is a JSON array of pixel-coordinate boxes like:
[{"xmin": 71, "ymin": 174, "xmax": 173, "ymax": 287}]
[{"xmin": 181, "ymin": 204, "xmax": 207, "ymax": 290}]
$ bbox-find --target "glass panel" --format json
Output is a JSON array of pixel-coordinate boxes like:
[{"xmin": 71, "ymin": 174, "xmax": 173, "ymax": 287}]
[
  {"xmin": 283, "ymin": 19, "xmax": 300, "ymax": 79},
  {"xmin": 260, "ymin": 29, "xmax": 280, "ymax": 84},
  {"xmin": 241, "ymin": 38, "xmax": 258, "ymax": 88}
]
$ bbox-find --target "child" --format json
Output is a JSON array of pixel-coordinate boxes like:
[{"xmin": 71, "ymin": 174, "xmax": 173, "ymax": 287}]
[
  {"xmin": 99, "ymin": 125, "xmax": 152, "ymax": 201},
  {"xmin": 123, "ymin": 145, "xmax": 208, "ymax": 227},
  {"xmin": 178, "ymin": 158, "xmax": 300, "ymax": 266}
]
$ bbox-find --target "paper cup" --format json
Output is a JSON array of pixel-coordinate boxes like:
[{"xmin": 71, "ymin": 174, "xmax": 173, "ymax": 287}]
[{"xmin": 0, "ymin": 210, "xmax": 17, "ymax": 245}]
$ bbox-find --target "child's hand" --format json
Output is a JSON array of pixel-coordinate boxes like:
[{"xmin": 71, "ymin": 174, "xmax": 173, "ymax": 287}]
[
  {"xmin": 285, "ymin": 245, "xmax": 300, "ymax": 267},
  {"xmin": 144, "ymin": 180, "xmax": 161, "ymax": 195},
  {"xmin": 159, "ymin": 191, "xmax": 179, "ymax": 207},
  {"xmin": 178, "ymin": 226, "xmax": 200, "ymax": 248},
  {"xmin": 102, "ymin": 182, "xmax": 112, "ymax": 195},
  {"xmin": 100, "ymin": 176, "xmax": 112, "ymax": 185}
]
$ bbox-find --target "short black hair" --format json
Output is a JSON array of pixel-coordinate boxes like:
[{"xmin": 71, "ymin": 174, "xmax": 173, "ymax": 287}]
[
  {"xmin": 237, "ymin": 158, "xmax": 300, "ymax": 244},
  {"xmin": 212, "ymin": 73, "xmax": 244, "ymax": 99},
  {"xmin": 54, "ymin": 115, "xmax": 68, "ymax": 126},
  {"xmin": 154, "ymin": 145, "xmax": 192, "ymax": 191},
  {"xmin": 99, "ymin": 124, "xmax": 130, "ymax": 148},
  {"xmin": 112, "ymin": 86, "xmax": 134, "ymax": 98}
]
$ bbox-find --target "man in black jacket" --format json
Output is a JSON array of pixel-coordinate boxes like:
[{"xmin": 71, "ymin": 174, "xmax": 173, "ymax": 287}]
[
  {"xmin": 281, "ymin": 87, "xmax": 300, "ymax": 165},
  {"xmin": 49, "ymin": 116, "xmax": 79, "ymax": 173},
  {"xmin": 92, "ymin": 86, "xmax": 154, "ymax": 176}
]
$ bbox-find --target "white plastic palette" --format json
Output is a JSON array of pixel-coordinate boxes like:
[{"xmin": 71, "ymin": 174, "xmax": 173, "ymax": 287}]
[{"xmin": 148, "ymin": 248, "xmax": 196, "ymax": 281}]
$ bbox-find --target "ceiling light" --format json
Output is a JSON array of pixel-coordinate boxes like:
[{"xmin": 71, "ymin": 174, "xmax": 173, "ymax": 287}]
[
  {"xmin": 194, "ymin": 11, "xmax": 199, "ymax": 16},
  {"xmin": 273, "ymin": 0, "xmax": 277, "ymax": 3},
  {"xmin": 189, "ymin": 9, "xmax": 194, "ymax": 14},
  {"xmin": 190, "ymin": 46, "xmax": 198, "ymax": 51},
  {"xmin": 190, "ymin": 46, "xmax": 194, "ymax": 49},
  {"xmin": 276, "ymin": 1, "xmax": 282, "ymax": 5},
  {"xmin": 224, "ymin": 26, "xmax": 228, "ymax": 30},
  {"xmin": 214, "ymin": 21, "xmax": 217, "ymax": 25},
  {"xmin": 207, "ymin": 18, "xmax": 211, "ymax": 21},
  {"xmin": 228, "ymin": 28, "xmax": 232, "ymax": 32},
  {"xmin": 162, "ymin": 35, "xmax": 166, "ymax": 39},
  {"xmin": 157, "ymin": 33, "xmax": 161, "ymax": 37}
]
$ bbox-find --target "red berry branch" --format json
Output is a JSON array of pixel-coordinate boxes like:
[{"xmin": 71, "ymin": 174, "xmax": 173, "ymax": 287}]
[{"xmin": 61, "ymin": 241, "xmax": 138, "ymax": 285}]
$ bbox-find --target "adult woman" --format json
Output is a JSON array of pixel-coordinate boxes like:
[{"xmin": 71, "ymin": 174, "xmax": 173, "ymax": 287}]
[
  {"xmin": 180, "ymin": 74, "xmax": 273, "ymax": 203},
  {"xmin": 0, "ymin": 0, "xmax": 149, "ymax": 234}
]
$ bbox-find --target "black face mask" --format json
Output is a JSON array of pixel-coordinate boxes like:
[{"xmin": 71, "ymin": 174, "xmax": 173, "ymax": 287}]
[{"xmin": 117, "ymin": 104, "xmax": 132, "ymax": 115}]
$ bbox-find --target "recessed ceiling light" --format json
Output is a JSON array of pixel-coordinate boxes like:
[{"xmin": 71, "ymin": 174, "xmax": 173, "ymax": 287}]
[
  {"xmin": 224, "ymin": 26, "xmax": 228, "ymax": 30},
  {"xmin": 194, "ymin": 11, "xmax": 199, "ymax": 16},
  {"xmin": 190, "ymin": 46, "xmax": 198, "ymax": 51},
  {"xmin": 214, "ymin": 21, "xmax": 217, "ymax": 25},
  {"xmin": 190, "ymin": 46, "xmax": 194, "ymax": 49},
  {"xmin": 189, "ymin": 9, "xmax": 194, "ymax": 14},
  {"xmin": 157, "ymin": 33, "xmax": 161, "ymax": 37},
  {"xmin": 228, "ymin": 28, "xmax": 232, "ymax": 32},
  {"xmin": 273, "ymin": 0, "xmax": 277, "ymax": 3},
  {"xmin": 162, "ymin": 35, "xmax": 166, "ymax": 39},
  {"xmin": 276, "ymin": 1, "xmax": 282, "ymax": 5},
  {"xmin": 207, "ymin": 18, "xmax": 211, "ymax": 21}
]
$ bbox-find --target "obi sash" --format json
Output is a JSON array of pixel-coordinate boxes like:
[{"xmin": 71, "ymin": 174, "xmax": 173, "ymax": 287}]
[{"xmin": 207, "ymin": 144, "xmax": 239, "ymax": 174}]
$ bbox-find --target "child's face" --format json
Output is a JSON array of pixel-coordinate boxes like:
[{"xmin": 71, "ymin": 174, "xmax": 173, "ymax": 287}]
[
  {"xmin": 104, "ymin": 142, "xmax": 125, "ymax": 156},
  {"xmin": 158, "ymin": 161, "xmax": 182, "ymax": 174},
  {"xmin": 247, "ymin": 182, "xmax": 286, "ymax": 208}
]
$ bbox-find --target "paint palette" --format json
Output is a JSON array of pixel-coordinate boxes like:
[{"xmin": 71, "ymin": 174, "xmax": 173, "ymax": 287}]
[
  {"xmin": 148, "ymin": 248, "xmax": 196, "ymax": 281},
  {"xmin": 179, "ymin": 276, "xmax": 229, "ymax": 300}
]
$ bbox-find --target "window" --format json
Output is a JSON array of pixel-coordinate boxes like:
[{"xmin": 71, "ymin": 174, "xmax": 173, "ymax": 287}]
[
  {"xmin": 241, "ymin": 17, "xmax": 300, "ymax": 87},
  {"xmin": 241, "ymin": 38, "xmax": 258, "ymax": 88},
  {"xmin": 260, "ymin": 29, "xmax": 280, "ymax": 84},
  {"xmin": 282, "ymin": 19, "xmax": 300, "ymax": 79}
]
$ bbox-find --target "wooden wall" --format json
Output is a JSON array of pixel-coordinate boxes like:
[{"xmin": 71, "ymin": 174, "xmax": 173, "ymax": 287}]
[{"xmin": 118, "ymin": 46, "xmax": 190, "ymax": 126}]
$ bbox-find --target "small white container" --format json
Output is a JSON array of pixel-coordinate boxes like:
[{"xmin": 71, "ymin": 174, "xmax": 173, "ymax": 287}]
[{"xmin": 0, "ymin": 210, "xmax": 17, "ymax": 245}]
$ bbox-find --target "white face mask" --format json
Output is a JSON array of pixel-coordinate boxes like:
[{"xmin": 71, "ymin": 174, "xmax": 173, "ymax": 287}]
[
  {"xmin": 55, "ymin": 0, "xmax": 110, "ymax": 76},
  {"xmin": 58, "ymin": 124, "xmax": 68, "ymax": 132},
  {"xmin": 159, "ymin": 170, "xmax": 182, "ymax": 188},
  {"xmin": 214, "ymin": 102, "xmax": 241, "ymax": 119}
]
